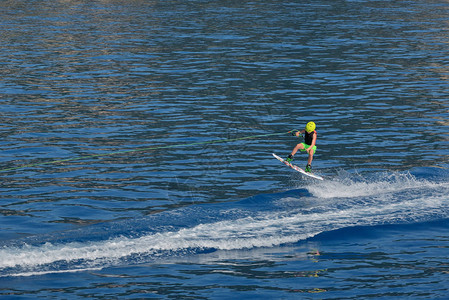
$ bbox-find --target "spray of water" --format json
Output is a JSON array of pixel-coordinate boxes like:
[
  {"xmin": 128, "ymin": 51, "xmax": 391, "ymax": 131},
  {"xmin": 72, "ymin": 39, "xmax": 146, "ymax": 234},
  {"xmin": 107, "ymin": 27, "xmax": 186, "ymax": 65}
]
[{"xmin": 1, "ymin": 171, "xmax": 448, "ymax": 277}]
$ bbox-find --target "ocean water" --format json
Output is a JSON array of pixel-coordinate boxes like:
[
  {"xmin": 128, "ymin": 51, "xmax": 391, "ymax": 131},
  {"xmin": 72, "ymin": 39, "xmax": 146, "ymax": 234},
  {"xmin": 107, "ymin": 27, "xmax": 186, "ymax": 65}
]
[{"xmin": 1, "ymin": 0, "xmax": 448, "ymax": 298}]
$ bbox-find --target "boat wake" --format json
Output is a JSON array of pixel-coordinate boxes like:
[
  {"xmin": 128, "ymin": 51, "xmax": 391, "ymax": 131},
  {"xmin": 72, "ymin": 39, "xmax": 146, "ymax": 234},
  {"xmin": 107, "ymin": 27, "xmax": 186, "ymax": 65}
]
[{"xmin": 1, "ymin": 168, "xmax": 448, "ymax": 277}]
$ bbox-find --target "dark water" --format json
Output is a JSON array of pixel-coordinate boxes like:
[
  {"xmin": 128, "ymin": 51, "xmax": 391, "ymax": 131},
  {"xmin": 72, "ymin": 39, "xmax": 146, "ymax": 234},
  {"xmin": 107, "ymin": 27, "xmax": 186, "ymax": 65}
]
[{"xmin": 1, "ymin": 0, "xmax": 448, "ymax": 298}]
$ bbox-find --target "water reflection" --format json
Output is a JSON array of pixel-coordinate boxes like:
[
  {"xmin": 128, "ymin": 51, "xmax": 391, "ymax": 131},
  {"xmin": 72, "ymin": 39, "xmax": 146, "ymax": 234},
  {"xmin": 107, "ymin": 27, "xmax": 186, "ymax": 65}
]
[{"xmin": 0, "ymin": 0, "xmax": 448, "ymax": 236}]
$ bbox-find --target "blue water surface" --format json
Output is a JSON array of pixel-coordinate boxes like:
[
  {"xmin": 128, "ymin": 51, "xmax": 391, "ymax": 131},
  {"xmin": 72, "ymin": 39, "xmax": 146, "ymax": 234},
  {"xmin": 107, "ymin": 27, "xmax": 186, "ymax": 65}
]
[{"xmin": 1, "ymin": 0, "xmax": 448, "ymax": 298}]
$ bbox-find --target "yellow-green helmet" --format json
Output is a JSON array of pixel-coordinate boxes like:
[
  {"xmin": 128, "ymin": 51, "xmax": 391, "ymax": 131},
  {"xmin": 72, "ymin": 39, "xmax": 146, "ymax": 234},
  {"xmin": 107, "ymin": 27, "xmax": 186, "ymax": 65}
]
[{"xmin": 305, "ymin": 121, "xmax": 316, "ymax": 133}]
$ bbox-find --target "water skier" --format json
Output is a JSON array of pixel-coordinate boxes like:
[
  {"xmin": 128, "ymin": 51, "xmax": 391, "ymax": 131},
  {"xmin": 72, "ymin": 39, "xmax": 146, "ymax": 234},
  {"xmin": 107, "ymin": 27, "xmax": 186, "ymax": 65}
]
[{"xmin": 285, "ymin": 121, "xmax": 317, "ymax": 173}]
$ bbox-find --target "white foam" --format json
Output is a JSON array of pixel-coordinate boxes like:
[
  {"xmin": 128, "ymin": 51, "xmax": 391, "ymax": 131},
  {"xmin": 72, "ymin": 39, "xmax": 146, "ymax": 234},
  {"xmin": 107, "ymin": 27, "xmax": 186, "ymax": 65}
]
[
  {"xmin": 1, "ymin": 171, "xmax": 448, "ymax": 277},
  {"xmin": 307, "ymin": 171, "xmax": 439, "ymax": 199},
  {"xmin": 0, "ymin": 214, "xmax": 314, "ymax": 271}
]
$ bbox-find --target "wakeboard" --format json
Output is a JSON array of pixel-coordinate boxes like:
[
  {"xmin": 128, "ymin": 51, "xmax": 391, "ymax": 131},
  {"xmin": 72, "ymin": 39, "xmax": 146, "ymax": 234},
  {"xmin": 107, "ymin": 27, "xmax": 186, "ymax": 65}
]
[{"xmin": 272, "ymin": 153, "xmax": 324, "ymax": 180}]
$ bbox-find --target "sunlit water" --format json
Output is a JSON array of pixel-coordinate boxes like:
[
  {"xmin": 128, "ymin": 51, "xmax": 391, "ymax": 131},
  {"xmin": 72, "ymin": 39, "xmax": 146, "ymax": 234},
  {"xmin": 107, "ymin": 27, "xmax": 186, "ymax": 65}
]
[{"xmin": 1, "ymin": 0, "xmax": 448, "ymax": 298}]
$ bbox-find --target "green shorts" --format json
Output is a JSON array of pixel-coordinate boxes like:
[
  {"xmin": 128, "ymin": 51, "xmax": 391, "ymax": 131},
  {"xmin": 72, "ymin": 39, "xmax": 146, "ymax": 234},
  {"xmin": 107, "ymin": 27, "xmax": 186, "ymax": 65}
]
[{"xmin": 300, "ymin": 143, "xmax": 317, "ymax": 155}]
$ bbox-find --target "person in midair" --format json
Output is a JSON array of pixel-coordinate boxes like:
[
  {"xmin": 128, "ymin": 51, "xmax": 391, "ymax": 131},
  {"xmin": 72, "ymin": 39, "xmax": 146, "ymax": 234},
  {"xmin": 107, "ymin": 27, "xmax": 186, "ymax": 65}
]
[{"xmin": 285, "ymin": 121, "xmax": 317, "ymax": 173}]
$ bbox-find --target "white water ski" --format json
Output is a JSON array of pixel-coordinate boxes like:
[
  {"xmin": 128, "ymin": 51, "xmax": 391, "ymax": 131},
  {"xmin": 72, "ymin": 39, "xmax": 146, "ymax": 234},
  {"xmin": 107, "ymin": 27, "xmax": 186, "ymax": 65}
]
[{"xmin": 272, "ymin": 153, "xmax": 324, "ymax": 180}]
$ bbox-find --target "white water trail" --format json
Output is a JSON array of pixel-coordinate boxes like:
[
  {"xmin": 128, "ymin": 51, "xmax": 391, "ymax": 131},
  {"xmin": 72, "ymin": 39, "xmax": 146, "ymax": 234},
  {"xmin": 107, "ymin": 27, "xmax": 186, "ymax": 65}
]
[{"xmin": 1, "ymin": 171, "xmax": 448, "ymax": 277}]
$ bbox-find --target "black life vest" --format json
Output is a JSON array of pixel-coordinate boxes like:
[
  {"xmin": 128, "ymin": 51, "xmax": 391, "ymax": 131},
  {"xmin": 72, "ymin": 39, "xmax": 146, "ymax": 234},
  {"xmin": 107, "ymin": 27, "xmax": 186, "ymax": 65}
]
[{"xmin": 304, "ymin": 130, "xmax": 317, "ymax": 145}]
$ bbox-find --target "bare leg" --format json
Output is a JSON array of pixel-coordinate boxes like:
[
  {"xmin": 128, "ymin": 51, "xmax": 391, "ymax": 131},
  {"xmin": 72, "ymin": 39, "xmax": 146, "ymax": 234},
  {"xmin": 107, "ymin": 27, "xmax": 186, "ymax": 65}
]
[
  {"xmin": 291, "ymin": 143, "xmax": 305, "ymax": 156},
  {"xmin": 307, "ymin": 151, "xmax": 314, "ymax": 165}
]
